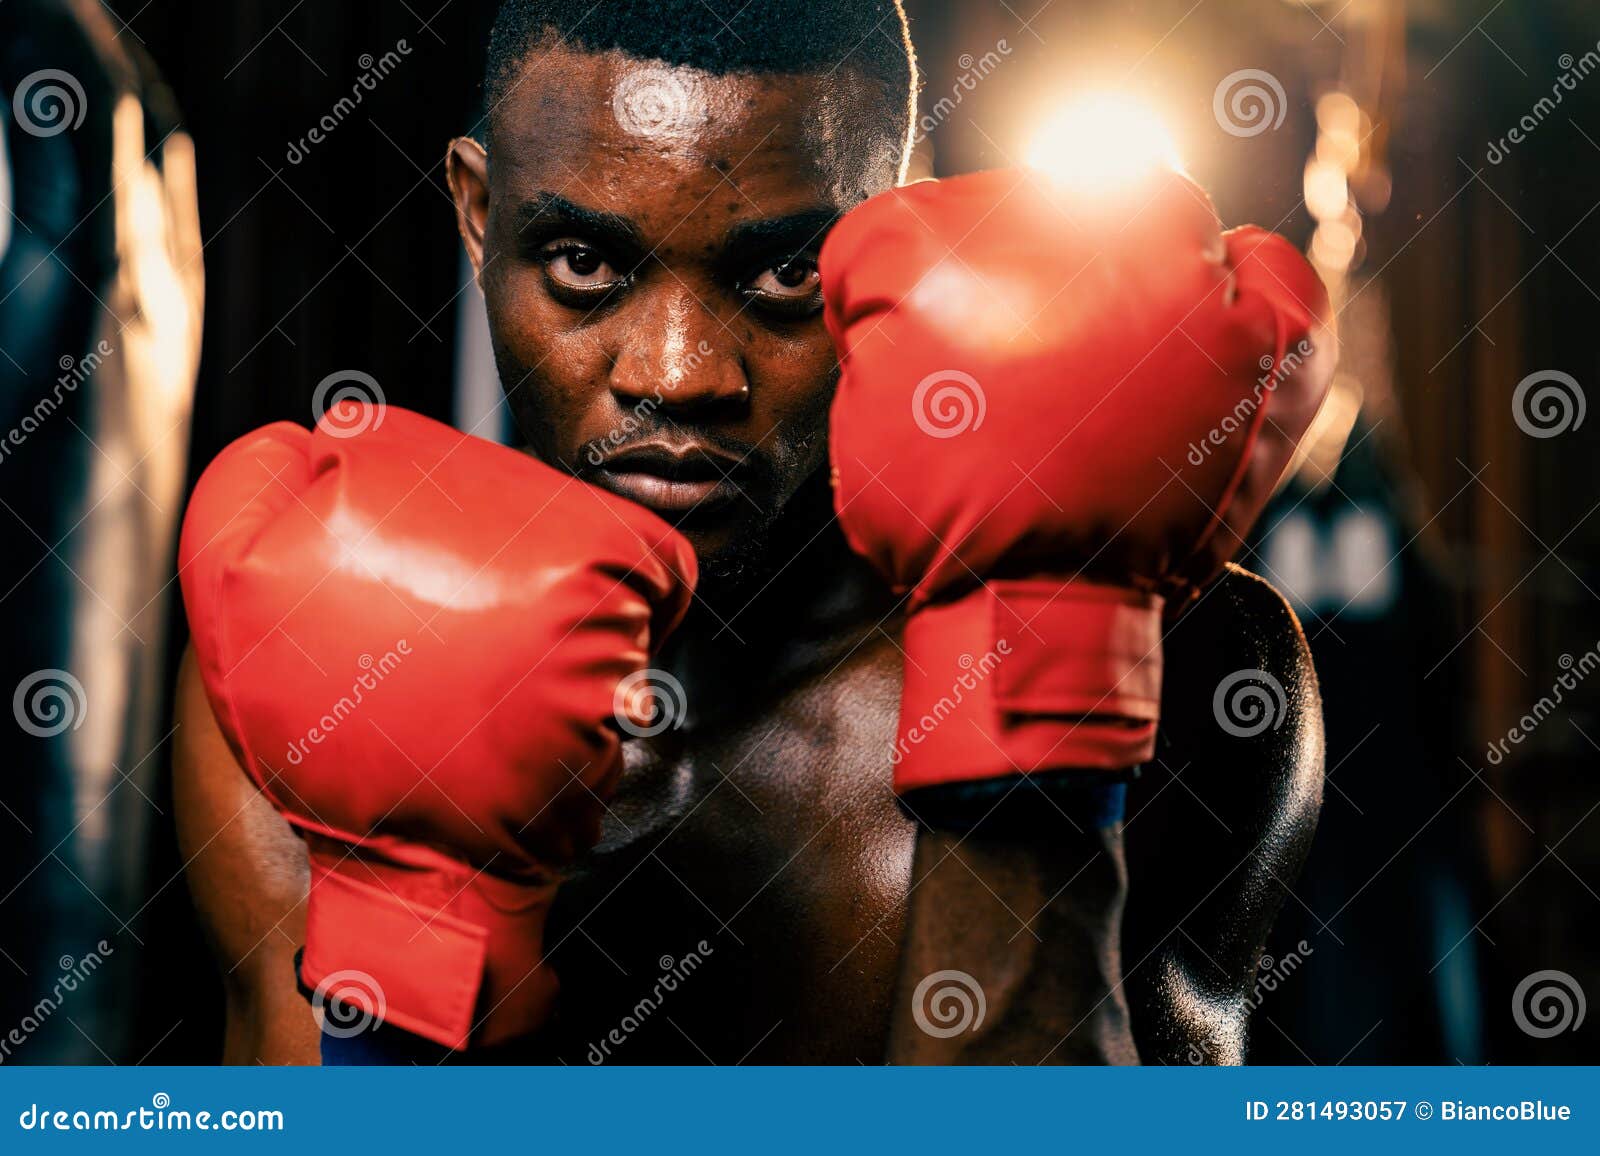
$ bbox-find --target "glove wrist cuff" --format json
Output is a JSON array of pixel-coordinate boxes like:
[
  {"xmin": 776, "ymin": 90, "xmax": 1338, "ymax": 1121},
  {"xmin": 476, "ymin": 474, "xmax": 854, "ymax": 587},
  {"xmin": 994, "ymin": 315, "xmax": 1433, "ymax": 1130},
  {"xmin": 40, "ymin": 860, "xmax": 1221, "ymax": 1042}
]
[
  {"xmin": 300, "ymin": 839, "xmax": 559, "ymax": 1051},
  {"xmin": 893, "ymin": 579, "xmax": 1163, "ymax": 793}
]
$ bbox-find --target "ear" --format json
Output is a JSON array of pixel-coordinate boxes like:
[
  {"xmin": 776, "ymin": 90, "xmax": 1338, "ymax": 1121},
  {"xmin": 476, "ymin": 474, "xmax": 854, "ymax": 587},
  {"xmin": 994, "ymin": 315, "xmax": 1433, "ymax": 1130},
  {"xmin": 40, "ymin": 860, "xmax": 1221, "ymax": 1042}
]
[{"xmin": 446, "ymin": 137, "xmax": 490, "ymax": 280}]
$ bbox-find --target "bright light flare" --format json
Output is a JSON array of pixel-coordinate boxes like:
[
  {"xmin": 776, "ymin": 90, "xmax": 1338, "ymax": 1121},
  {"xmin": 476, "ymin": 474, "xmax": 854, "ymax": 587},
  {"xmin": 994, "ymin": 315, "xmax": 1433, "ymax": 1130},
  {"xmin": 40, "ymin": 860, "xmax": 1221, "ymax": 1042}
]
[{"xmin": 1025, "ymin": 93, "xmax": 1183, "ymax": 190}]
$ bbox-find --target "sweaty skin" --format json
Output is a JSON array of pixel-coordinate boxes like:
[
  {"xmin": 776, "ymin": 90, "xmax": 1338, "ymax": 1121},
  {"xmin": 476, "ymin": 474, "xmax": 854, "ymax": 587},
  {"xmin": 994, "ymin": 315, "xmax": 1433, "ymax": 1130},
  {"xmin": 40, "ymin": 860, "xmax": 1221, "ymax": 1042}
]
[{"xmin": 172, "ymin": 44, "xmax": 1321, "ymax": 1064}]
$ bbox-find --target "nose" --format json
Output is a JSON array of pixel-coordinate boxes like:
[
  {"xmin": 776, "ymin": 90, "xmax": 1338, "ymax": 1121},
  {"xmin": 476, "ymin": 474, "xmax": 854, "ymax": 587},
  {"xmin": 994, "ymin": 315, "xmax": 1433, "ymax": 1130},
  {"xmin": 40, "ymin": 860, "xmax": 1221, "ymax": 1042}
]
[{"xmin": 609, "ymin": 286, "xmax": 750, "ymax": 413}]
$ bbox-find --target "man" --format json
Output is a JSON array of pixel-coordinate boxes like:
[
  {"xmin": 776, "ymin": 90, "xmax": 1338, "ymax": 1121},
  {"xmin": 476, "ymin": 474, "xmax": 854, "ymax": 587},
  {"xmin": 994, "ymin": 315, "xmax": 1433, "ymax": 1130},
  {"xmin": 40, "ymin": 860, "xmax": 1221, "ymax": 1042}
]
[{"xmin": 174, "ymin": 0, "xmax": 1327, "ymax": 1065}]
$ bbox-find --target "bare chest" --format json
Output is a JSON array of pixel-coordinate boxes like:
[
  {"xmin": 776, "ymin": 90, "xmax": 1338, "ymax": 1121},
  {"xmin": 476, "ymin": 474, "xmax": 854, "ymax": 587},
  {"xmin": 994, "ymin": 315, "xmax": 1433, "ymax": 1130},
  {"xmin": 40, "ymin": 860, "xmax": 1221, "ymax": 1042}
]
[{"xmin": 544, "ymin": 639, "xmax": 915, "ymax": 1063}]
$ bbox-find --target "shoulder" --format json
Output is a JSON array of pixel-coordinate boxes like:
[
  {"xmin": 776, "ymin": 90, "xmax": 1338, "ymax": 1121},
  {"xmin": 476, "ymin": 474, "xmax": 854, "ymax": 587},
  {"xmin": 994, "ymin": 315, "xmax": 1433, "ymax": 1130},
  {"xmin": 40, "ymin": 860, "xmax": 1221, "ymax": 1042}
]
[
  {"xmin": 1148, "ymin": 563, "xmax": 1324, "ymax": 846},
  {"xmin": 1168, "ymin": 564, "xmax": 1316, "ymax": 687},
  {"xmin": 1161, "ymin": 567, "xmax": 1321, "ymax": 753}
]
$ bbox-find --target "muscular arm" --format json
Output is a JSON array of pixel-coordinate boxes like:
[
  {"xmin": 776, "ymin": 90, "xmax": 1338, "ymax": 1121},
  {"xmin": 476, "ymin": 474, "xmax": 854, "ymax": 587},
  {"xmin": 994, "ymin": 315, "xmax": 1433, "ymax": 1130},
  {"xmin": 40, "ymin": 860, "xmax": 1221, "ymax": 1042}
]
[
  {"xmin": 1122, "ymin": 565, "xmax": 1324, "ymax": 1064},
  {"xmin": 172, "ymin": 645, "xmax": 318, "ymax": 1065},
  {"xmin": 885, "ymin": 566, "xmax": 1322, "ymax": 1066},
  {"xmin": 886, "ymin": 786, "xmax": 1136, "ymax": 1064}
]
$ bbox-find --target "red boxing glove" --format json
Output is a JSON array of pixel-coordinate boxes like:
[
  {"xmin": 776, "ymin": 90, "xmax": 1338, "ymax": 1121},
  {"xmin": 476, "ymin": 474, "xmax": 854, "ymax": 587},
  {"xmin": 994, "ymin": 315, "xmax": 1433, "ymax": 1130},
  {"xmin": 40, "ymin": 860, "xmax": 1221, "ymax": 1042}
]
[
  {"xmin": 822, "ymin": 168, "xmax": 1334, "ymax": 791},
  {"xmin": 179, "ymin": 407, "xmax": 695, "ymax": 1048}
]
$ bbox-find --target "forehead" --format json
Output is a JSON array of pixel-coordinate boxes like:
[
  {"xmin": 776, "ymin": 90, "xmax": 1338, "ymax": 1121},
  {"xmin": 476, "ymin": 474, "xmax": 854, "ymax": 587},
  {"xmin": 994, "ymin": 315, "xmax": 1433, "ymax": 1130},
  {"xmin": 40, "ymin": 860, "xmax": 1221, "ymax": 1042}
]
[{"xmin": 487, "ymin": 46, "xmax": 900, "ymax": 233}]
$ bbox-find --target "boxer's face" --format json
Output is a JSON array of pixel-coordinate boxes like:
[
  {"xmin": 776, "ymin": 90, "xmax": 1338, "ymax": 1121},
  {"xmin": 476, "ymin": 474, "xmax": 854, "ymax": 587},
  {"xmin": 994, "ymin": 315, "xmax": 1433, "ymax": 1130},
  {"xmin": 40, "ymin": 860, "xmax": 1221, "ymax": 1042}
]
[{"xmin": 449, "ymin": 43, "xmax": 902, "ymax": 592}]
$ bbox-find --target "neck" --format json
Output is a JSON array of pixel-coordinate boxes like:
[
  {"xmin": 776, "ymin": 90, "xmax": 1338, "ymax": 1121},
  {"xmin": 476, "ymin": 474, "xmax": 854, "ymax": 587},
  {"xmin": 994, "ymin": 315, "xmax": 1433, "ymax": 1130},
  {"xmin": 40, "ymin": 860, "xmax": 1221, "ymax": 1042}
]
[{"xmin": 663, "ymin": 470, "xmax": 900, "ymax": 707}]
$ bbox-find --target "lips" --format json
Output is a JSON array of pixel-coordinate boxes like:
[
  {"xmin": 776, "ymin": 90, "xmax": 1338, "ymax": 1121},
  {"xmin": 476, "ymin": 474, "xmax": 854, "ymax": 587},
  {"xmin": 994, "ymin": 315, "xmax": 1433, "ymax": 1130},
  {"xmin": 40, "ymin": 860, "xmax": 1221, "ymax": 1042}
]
[{"xmin": 589, "ymin": 442, "xmax": 749, "ymax": 516}]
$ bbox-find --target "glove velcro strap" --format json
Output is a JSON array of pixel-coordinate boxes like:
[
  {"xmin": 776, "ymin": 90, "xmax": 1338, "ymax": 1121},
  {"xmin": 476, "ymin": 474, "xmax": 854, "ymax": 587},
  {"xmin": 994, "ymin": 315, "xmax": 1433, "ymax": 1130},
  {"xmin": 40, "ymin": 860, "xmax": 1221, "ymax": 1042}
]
[
  {"xmin": 301, "ymin": 841, "xmax": 558, "ymax": 1051},
  {"xmin": 893, "ymin": 580, "xmax": 1163, "ymax": 792}
]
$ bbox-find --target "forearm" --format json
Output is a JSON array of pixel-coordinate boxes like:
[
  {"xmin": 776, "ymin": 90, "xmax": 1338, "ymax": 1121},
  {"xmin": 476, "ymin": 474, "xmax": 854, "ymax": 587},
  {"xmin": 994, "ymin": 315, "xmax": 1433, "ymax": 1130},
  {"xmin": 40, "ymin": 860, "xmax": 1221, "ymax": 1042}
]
[
  {"xmin": 220, "ymin": 976, "xmax": 319, "ymax": 1066},
  {"xmin": 887, "ymin": 780, "xmax": 1137, "ymax": 1065}
]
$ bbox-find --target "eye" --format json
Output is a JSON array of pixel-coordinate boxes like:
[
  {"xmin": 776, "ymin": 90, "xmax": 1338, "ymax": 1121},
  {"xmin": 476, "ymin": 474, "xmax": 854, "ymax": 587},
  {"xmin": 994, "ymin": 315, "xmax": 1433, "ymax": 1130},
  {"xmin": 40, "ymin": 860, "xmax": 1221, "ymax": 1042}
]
[
  {"xmin": 746, "ymin": 257, "xmax": 822, "ymax": 304},
  {"xmin": 540, "ymin": 241, "xmax": 623, "ymax": 292}
]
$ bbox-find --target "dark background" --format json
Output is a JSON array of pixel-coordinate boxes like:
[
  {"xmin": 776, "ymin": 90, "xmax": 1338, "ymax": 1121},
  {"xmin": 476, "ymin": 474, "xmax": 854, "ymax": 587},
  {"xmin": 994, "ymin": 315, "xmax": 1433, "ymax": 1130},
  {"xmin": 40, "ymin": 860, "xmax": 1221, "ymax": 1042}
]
[{"xmin": 1, "ymin": 0, "xmax": 1595, "ymax": 1064}]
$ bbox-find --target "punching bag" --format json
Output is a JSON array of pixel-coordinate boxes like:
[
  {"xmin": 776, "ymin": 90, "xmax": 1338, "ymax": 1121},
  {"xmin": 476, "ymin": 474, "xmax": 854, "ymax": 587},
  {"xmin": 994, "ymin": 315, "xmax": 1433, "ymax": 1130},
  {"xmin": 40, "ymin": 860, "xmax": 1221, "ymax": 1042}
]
[{"xmin": 0, "ymin": 0, "xmax": 201, "ymax": 1063}]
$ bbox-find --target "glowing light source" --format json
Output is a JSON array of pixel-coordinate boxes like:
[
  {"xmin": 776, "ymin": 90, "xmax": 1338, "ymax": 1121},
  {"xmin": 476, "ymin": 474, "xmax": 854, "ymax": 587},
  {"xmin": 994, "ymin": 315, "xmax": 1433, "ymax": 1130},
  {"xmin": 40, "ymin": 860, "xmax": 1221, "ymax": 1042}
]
[
  {"xmin": 1304, "ymin": 157, "xmax": 1350, "ymax": 220},
  {"xmin": 1025, "ymin": 93, "xmax": 1182, "ymax": 190},
  {"xmin": 1311, "ymin": 217, "xmax": 1359, "ymax": 270},
  {"xmin": 1314, "ymin": 92, "xmax": 1364, "ymax": 175}
]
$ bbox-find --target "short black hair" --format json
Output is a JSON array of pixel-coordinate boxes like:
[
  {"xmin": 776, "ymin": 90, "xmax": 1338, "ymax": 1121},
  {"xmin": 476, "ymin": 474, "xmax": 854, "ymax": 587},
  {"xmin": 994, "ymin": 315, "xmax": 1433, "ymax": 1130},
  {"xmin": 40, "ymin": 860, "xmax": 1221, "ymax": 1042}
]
[{"xmin": 484, "ymin": 0, "xmax": 917, "ymax": 160}]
